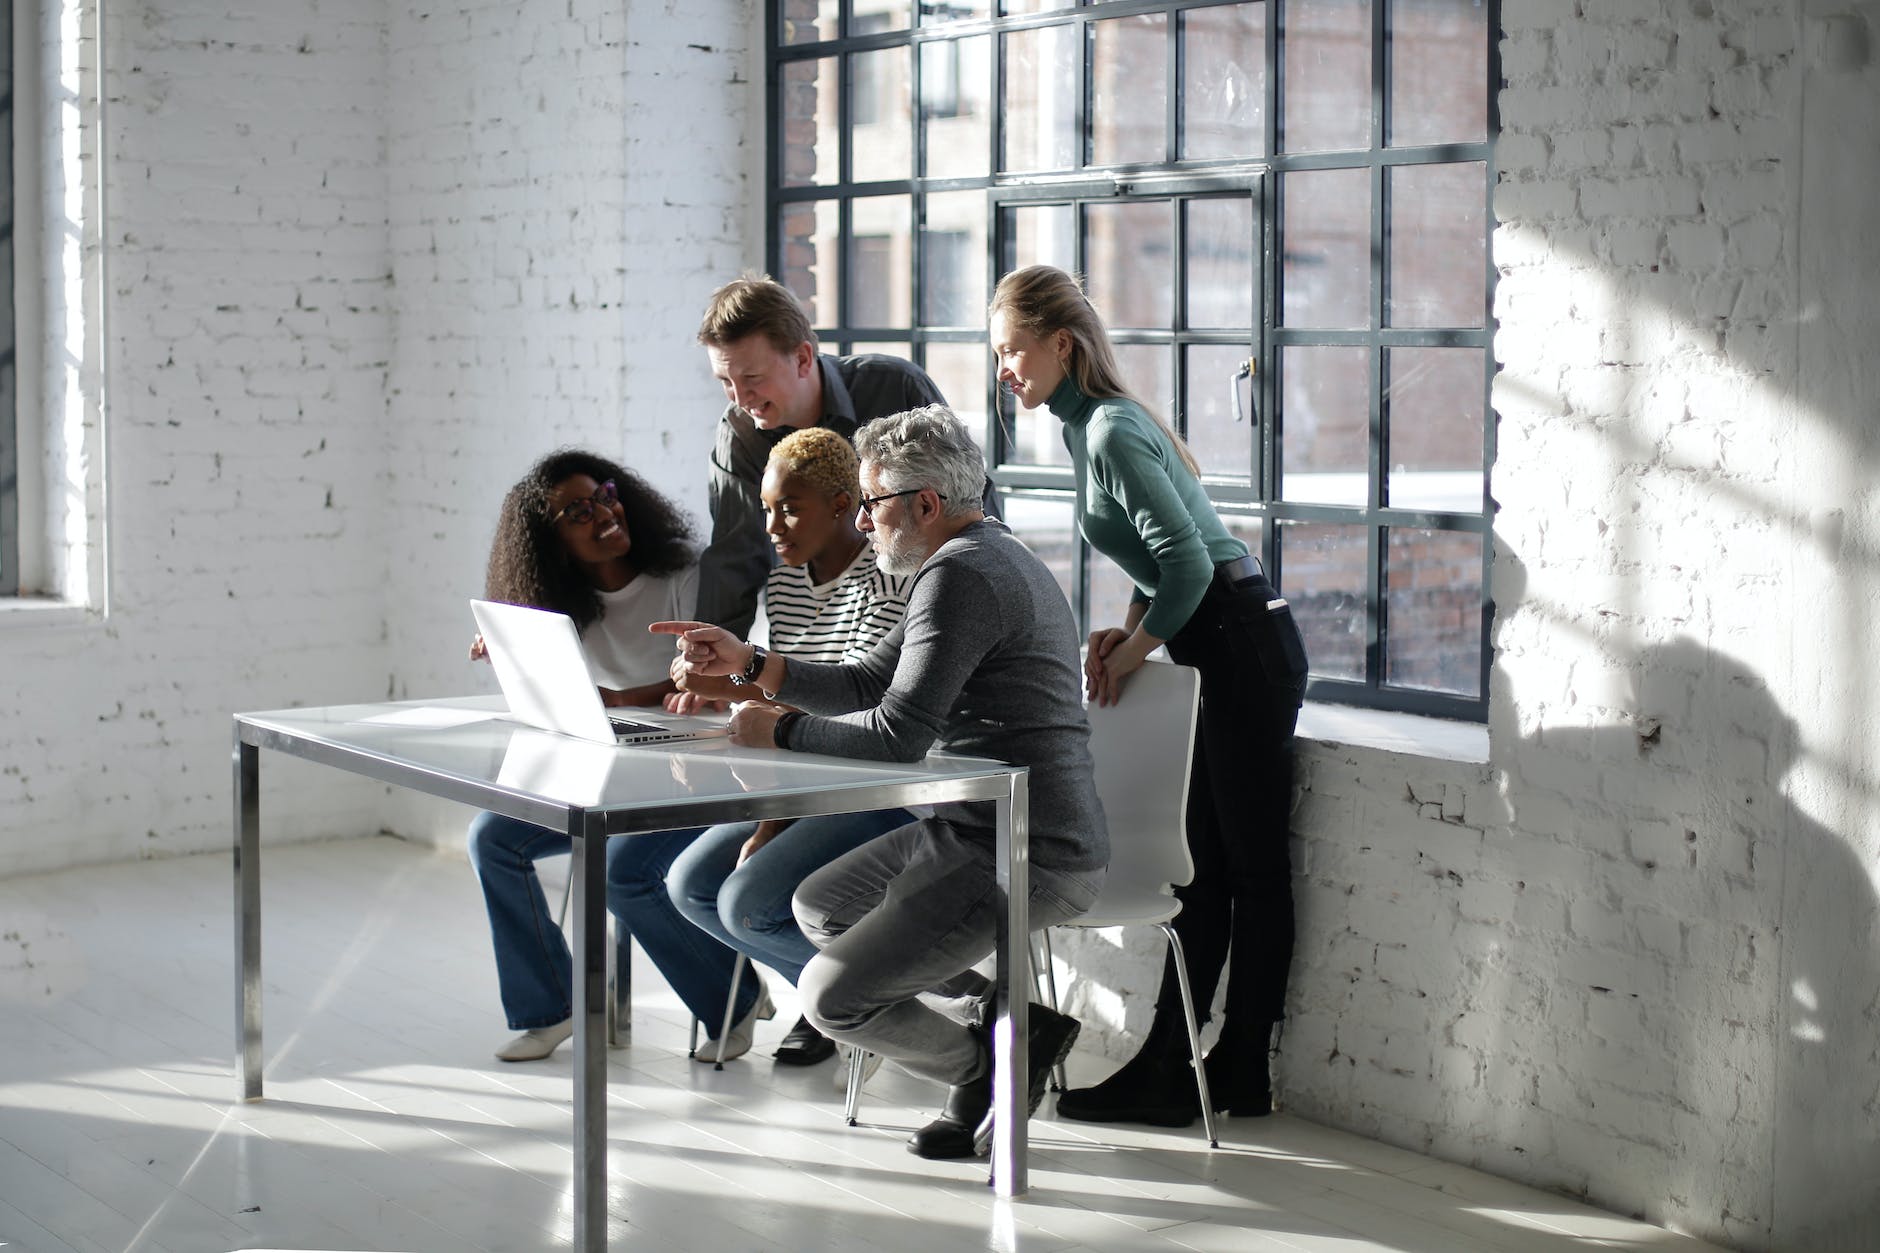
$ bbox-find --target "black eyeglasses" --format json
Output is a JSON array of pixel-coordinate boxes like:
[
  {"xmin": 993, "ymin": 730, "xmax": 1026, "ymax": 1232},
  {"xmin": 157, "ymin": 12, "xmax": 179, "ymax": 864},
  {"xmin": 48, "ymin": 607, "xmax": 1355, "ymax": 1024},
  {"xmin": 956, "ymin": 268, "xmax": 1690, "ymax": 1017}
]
[
  {"xmin": 858, "ymin": 487, "xmax": 944, "ymax": 517},
  {"xmin": 548, "ymin": 480, "xmax": 619, "ymax": 527}
]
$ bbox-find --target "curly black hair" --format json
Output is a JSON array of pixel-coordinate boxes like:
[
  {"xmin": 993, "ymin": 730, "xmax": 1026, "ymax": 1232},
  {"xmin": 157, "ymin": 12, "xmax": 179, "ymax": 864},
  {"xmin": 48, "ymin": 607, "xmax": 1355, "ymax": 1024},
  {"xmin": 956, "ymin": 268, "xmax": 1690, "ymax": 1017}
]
[{"xmin": 485, "ymin": 448, "xmax": 696, "ymax": 632}]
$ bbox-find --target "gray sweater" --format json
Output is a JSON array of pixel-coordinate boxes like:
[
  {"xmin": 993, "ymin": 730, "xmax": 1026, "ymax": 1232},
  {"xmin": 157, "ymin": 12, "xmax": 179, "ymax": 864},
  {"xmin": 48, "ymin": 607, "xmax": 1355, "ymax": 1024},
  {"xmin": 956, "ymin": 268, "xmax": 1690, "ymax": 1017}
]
[{"xmin": 777, "ymin": 519, "xmax": 1109, "ymax": 874}]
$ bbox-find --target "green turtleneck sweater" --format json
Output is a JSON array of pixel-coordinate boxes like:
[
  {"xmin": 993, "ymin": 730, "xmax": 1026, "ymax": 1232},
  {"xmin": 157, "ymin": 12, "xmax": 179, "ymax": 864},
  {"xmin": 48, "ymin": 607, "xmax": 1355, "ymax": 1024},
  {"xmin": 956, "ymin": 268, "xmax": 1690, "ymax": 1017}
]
[{"xmin": 1048, "ymin": 376, "xmax": 1247, "ymax": 641}]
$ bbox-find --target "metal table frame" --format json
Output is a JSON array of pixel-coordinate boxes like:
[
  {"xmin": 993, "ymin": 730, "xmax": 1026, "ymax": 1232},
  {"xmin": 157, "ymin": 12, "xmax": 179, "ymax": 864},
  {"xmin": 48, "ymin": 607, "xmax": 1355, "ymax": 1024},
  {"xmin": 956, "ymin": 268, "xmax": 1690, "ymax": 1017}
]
[{"xmin": 233, "ymin": 701, "xmax": 1032, "ymax": 1252}]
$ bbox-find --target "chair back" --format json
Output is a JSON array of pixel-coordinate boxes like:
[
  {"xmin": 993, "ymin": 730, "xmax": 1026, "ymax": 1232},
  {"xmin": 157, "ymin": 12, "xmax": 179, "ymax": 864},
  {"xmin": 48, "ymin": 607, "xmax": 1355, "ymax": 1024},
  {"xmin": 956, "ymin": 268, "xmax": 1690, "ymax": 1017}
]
[{"xmin": 1085, "ymin": 659, "xmax": 1201, "ymax": 903}]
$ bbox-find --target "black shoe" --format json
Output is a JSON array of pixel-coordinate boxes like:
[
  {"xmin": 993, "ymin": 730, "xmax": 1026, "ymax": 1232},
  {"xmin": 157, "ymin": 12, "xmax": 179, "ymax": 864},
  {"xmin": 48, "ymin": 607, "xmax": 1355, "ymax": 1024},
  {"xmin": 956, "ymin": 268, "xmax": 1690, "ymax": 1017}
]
[
  {"xmin": 1057, "ymin": 1056, "xmax": 1201, "ymax": 1128},
  {"xmin": 906, "ymin": 1005, "xmax": 1084, "ymax": 1160},
  {"xmin": 1025, "ymin": 1004, "xmax": 1081, "ymax": 1116},
  {"xmin": 773, "ymin": 1015, "xmax": 836, "ymax": 1066},
  {"xmin": 909, "ymin": 1062, "xmax": 993, "ymax": 1159}
]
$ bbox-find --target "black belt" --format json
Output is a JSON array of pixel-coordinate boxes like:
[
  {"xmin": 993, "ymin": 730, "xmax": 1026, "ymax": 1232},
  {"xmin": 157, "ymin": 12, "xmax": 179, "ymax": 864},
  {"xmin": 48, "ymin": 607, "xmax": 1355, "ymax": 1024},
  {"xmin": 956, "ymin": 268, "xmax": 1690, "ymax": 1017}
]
[{"xmin": 1213, "ymin": 553, "xmax": 1262, "ymax": 589}]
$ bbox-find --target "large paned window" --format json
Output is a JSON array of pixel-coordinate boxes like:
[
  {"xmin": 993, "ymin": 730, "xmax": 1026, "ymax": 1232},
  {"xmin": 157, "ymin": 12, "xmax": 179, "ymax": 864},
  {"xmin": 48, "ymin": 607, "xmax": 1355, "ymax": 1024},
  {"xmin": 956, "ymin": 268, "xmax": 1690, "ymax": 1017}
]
[{"xmin": 769, "ymin": 0, "xmax": 1497, "ymax": 719}]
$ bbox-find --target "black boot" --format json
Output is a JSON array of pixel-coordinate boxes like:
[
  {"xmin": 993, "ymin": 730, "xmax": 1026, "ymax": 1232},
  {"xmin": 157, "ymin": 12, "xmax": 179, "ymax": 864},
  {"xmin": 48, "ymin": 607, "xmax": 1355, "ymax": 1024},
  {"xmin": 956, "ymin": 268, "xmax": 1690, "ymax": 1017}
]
[
  {"xmin": 1203, "ymin": 1018, "xmax": 1273, "ymax": 1117},
  {"xmin": 908, "ymin": 1064, "xmax": 993, "ymax": 1159},
  {"xmin": 1055, "ymin": 1008, "xmax": 1203, "ymax": 1128},
  {"xmin": 908, "ymin": 1005, "xmax": 1085, "ymax": 1159}
]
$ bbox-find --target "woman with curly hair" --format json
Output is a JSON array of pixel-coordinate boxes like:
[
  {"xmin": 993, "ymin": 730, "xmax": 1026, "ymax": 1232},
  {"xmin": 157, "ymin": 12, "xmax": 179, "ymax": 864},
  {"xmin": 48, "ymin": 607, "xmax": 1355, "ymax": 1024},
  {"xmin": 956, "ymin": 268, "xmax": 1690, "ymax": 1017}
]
[{"xmin": 466, "ymin": 448, "xmax": 762, "ymax": 1063}]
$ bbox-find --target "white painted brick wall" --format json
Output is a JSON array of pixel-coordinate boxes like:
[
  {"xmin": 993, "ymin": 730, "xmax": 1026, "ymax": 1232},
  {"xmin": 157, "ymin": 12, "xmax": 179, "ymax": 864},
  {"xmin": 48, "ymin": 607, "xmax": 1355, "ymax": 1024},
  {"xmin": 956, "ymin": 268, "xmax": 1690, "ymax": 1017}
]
[
  {"xmin": 377, "ymin": 0, "xmax": 756, "ymax": 847},
  {"xmin": 0, "ymin": 0, "xmax": 758, "ymax": 871},
  {"xmin": 0, "ymin": 0, "xmax": 396, "ymax": 874}
]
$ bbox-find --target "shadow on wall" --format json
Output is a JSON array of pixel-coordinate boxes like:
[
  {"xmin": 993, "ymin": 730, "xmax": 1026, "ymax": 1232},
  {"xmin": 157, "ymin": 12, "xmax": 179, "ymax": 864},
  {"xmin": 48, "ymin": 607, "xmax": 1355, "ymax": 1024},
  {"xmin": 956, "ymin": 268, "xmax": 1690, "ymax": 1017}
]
[{"xmin": 1501, "ymin": 628, "xmax": 1880, "ymax": 1250}]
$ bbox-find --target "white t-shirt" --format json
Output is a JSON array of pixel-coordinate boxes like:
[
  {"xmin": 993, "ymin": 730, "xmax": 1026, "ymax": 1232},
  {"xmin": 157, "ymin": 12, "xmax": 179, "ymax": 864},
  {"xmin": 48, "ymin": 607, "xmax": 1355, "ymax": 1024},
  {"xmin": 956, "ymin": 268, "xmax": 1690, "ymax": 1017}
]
[
  {"xmin": 579, "ymin": 565, "xmax": 698, "ymax": 690},
  {"xmin": 762, "ymin": 545, "xmax": 909, "ymax": 663}
]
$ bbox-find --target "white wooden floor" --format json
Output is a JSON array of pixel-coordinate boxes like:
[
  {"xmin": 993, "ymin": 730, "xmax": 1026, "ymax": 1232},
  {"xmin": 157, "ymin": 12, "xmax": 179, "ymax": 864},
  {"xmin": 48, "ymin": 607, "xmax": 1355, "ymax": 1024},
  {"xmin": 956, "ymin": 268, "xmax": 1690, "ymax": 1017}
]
[{"xmin": 0, "ymin": 836, "xmax": 1731, "ymax": 1253}]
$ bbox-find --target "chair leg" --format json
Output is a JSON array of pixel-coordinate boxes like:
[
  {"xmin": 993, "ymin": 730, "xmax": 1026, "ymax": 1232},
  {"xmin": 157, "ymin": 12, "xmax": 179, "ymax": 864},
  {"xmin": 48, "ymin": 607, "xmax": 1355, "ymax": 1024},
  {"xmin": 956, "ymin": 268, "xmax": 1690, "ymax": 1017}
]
[
  {"xmin": 710, "ymin": 953, "xmax": 749, "ymax": 1069},
  {"xmin": 843, "ymin": 1046, "xmax": 866, "ymax": 1125},
  {"xmin": 1160, "ymin": 923, "xmax": 1218, "ymax": 1148},
  {"xmin": 1035, "ymin": 929, "xmax": 1068, "ymax": 1092}
]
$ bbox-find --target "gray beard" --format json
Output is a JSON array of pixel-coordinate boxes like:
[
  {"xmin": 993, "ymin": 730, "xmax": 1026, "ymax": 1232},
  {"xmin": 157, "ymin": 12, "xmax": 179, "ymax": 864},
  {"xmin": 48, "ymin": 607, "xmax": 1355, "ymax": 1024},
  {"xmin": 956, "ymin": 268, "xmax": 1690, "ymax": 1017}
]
[{"xmin": 870, "ymin": 531, "xmax": 926, "ymax": 578}]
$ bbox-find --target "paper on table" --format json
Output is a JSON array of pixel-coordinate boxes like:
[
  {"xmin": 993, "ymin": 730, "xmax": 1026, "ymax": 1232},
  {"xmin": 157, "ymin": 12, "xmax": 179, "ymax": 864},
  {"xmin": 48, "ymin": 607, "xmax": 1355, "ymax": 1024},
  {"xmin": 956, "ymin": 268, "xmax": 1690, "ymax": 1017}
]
[{"xmin": 355, "ymin": 706, "xmax": 503, "ymax": 729}]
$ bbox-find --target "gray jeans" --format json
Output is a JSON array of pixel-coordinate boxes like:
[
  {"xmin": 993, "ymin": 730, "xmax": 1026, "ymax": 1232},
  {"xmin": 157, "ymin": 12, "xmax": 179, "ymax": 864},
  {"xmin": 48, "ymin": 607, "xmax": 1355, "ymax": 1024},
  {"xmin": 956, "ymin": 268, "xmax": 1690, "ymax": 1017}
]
[{"xmin": 791, "ymin": 817, "xmax": 1104, "ymax": 1086}]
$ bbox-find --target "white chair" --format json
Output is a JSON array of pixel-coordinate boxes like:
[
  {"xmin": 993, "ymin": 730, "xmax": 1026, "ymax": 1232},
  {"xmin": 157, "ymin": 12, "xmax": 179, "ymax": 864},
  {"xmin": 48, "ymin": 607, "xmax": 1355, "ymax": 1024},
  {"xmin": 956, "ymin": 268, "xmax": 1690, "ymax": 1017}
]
[{"xmin": 843, "ymin": 659, "xmax": 1217, "ymax": 1148}]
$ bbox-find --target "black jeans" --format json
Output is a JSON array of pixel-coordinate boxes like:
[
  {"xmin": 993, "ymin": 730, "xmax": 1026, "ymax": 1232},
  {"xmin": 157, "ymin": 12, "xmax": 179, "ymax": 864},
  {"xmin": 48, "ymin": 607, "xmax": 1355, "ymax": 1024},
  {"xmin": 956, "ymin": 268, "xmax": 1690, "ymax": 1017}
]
[{"xmin": 1159, "ymin": 570, "xmax": 1309, "ymax": 1027}]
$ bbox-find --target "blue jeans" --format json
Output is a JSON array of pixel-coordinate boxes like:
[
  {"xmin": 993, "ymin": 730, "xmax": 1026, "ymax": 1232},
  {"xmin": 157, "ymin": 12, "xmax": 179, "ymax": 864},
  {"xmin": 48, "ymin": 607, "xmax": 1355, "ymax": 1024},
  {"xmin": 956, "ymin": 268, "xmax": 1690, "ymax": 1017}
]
[
  {"xmin": 465, "ymin": 811, "xmax": 758, "ymax": 1031},
  {"xmin": 666, "ymin": 808, "xmax": 916, "ymax": 987}
]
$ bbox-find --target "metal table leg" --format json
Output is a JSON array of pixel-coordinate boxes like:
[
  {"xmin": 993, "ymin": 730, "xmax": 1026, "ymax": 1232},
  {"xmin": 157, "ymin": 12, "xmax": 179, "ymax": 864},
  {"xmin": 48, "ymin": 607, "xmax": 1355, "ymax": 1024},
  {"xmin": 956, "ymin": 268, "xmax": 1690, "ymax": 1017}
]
[
  {"xmin": 990, "ymin": 772, "xmax": 1030, "ymax": 1197},
  {"xmin": 235, "ymin": 730, "xmax": 262, "ymax": 1101},
  {"xmin": 570, "ymin": 808, "xmax": 608, "ymax": 1251}
]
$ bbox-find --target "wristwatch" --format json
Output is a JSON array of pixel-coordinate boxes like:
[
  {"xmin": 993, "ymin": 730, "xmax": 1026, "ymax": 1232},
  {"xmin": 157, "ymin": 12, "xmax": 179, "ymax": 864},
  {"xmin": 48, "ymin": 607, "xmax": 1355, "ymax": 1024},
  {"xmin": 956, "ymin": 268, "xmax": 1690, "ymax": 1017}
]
[{"xmin": 736, "ymin": 643, "xmax": 769, "ymax": 689}]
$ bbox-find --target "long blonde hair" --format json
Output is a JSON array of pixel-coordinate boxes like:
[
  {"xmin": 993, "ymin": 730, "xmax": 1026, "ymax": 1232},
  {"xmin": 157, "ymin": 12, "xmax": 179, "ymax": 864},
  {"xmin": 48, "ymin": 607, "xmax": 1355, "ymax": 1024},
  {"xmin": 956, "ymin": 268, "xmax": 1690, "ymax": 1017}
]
[{"xmin": 989, "ymin": 265, "xmax": 1201, "ymax": 477}]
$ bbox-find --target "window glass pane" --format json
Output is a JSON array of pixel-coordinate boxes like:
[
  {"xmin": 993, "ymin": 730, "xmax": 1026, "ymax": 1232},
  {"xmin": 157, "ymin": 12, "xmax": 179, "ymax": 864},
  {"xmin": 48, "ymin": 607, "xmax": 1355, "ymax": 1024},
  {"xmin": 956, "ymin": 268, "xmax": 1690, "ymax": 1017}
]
[
  {"xmin": 852, "ymin": 46, "xmax": 913, "ymax": 182},
  {"xmin": 1001, "ymin": 202, "xmax": 1075, "ymax": 273},
  {"xmin": 849, "ymin": 195, "xmax": 912, "ymax": 328},
  {"xmin": 1003, "ymin": 494, "xmax": 1079, "ymax": 612},
  {"xmin": 1182, "ymin": 3, "xmax": 1266, "ymax": 159},
  {"xmin": 1185, "ymin": 197, "xmax": 1254, "ymax": 330},
  {"xmin": 1085, "ymin": 200, "xmax": 1173, "ymax": 329},
  {"xmin": 778, "ymin": 199, "xmax": 841, "ymax": 328},
  {"xmin": 1385, "ymin": 527, "xmax": 1482, "ymax": 697},
  {"xmin": 1280, "ymin": 345, "xmax": 1368, "ymax": 507},
  {"xmin": 1386, "ymin": 347, "xmax": 1484, "ymax": 511},
  {"xmin": 1278, "ymin": 521, "xmax": 1367, "ymax": 682},
  {"xmin": 1387, "ymin": 162, "xmax": 1486, "ymax": 328},
  {"xmin": 1281, "ymin": 167, "xmax": 1370, "ymax": 328},
  {"xmin": 1389, "ymin": 0, "xmax": 1487, "ymax": 146},
  {"xmin": 924, "ymin": 341, "xmax": 992, "ymax": 457},
  {"xmin": 922, "ymin": 191, "xmax": 989, "ymax": 327},
  {"xmin": 1184, "ymin": 344, "xmax": 1255, "ymax": 481},
  {"xmin": 1089, "ymin": 551, "xmax": 1139, "ymax": 633},
  {"xmin": 1282, "ymin": 0, "xmax": 1373, "ymax": 153},
  {"xmin": 923, "ymin": 35, "xmax": 991, "ymax": 178},
  {"xmin": 781, "ymin": 0, "xmax": 839, "ymax": 45},
  {"xmin": 850, "ymin": 341, "xmax": 913, "ymax": 359},
  {"xmin": 1112, "ymin": 343, "xmax": 1174, "ymax": 422},
  {"xmin": 1003, "ymin": 25, "xmax": 1078, "ymax": 172},
  {"xmin": 1003, "ymin": 0, "xmax": 1073, "ymax": 13},
  {"xmin": 920, "ymin": 0, "xmax": 991, "ymax": 25},
  {"xmin": 853, "ymin": 0, "xmax": 910, "ymax": 34},
  {"xmin": 1090, "ymin": 14, "xmax": 1168, "ymax": 167},
  {"xmin": 780, "ymin": 57, "xmax": 839, "ymax": 187}
]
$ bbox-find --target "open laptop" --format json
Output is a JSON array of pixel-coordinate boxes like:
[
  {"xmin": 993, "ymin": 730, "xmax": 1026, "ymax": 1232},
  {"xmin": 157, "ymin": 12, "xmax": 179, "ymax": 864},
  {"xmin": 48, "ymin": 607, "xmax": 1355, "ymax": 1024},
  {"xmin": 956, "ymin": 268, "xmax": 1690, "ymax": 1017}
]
[{"xmin": 470, "ymin": 598, "xmax": 730, "ymax": 746}]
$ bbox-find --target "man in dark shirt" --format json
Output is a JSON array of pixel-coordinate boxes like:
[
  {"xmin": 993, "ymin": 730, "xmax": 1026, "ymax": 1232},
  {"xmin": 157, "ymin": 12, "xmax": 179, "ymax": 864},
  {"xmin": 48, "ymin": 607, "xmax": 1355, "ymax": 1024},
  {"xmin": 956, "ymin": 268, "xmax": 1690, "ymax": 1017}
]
[{"xmin": 695, "ymin": 275, "xmax": 948, "ymax": 637}]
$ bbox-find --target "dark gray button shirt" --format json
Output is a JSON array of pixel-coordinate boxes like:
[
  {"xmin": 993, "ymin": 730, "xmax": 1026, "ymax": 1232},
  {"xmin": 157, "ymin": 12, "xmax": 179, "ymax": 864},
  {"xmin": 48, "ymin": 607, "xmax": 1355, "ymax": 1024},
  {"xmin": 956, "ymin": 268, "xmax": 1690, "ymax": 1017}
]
[{"xmin": 697, "ymin": 353, "xmax": 946, "ymax": 636}]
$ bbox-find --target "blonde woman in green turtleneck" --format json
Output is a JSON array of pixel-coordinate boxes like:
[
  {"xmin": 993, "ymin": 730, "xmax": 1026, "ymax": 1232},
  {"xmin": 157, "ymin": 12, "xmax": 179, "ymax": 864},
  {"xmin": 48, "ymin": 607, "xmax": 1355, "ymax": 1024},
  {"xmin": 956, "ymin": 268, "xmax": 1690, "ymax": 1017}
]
[{"xmin": 989, "ymin": 264, "xmax": 1311, "ymax": 1126}]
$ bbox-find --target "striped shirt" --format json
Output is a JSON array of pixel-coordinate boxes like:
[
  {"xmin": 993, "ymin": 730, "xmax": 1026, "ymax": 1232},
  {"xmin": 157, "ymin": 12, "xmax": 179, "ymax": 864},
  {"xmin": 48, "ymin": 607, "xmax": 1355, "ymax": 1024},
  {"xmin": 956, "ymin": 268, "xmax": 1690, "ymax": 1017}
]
[{"xmin": 763, "ymin": 544, "xmax": 909, "ymax": 663}]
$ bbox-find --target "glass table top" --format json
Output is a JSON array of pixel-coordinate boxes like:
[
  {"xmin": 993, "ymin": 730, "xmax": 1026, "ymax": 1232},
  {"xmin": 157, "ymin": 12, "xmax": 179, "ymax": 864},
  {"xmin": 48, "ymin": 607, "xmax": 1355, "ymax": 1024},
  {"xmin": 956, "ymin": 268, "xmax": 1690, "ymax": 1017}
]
[{"xmin": 237, "ymin": 696, "xmax": 1018, "ymax": 813}]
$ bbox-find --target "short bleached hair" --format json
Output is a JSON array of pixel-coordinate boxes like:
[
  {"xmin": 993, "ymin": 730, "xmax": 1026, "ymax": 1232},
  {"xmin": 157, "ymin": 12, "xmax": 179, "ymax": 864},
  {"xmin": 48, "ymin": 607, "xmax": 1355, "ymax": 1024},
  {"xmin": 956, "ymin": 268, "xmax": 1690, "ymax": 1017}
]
[{"xmin": 767, "ymin": 426, "xmax": 859, "ymax": 503}]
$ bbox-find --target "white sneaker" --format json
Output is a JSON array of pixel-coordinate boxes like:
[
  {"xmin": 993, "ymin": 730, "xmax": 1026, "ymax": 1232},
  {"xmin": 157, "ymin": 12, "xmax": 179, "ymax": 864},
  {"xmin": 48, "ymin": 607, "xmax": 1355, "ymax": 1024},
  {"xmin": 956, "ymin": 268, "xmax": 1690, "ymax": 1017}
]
[
  {"xmin": 694, "ymin": 981, "xmax": 775, "ymax": 1064},
  {"xmin": 834, "ymin": 1042, "xmax": 887, "ymax": 1090},
  {"xmin": 496, "ymin": 1017, "xmax": 573, "ymax": 1062}
]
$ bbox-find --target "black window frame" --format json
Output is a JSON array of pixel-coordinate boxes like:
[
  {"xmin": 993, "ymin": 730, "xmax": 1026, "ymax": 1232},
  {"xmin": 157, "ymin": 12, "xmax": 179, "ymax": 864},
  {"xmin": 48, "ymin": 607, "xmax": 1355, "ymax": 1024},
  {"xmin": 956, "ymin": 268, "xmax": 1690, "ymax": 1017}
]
[
  {"xmin": 1, "ymin": 0, "xmax": 16, "ymax": 599},
  {"xmin": 767, "ymin": 0, "xmax": 1499, "ymax": 722}
]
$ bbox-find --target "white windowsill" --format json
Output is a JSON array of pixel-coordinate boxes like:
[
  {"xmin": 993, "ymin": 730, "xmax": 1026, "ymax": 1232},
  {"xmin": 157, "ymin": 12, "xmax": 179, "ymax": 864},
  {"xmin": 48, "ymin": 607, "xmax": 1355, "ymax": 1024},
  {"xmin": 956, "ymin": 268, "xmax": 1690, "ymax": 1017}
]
[
  {"xmin": 1296, "ymin": 700, "xmax": 1489, "ymax": 765},
  {"xmin": 0, "ymin": 598, "xmax": 101, "ymax": 631}
]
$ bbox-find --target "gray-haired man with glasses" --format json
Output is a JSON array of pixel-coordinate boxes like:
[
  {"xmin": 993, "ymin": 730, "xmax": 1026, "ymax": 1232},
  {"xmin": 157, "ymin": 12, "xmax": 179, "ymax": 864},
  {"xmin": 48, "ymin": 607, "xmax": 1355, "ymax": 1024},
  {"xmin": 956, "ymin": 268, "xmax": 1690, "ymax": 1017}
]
[{"xmin": 652, "ymin": 404, "xmax": 1107, "ymax": 1160}]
